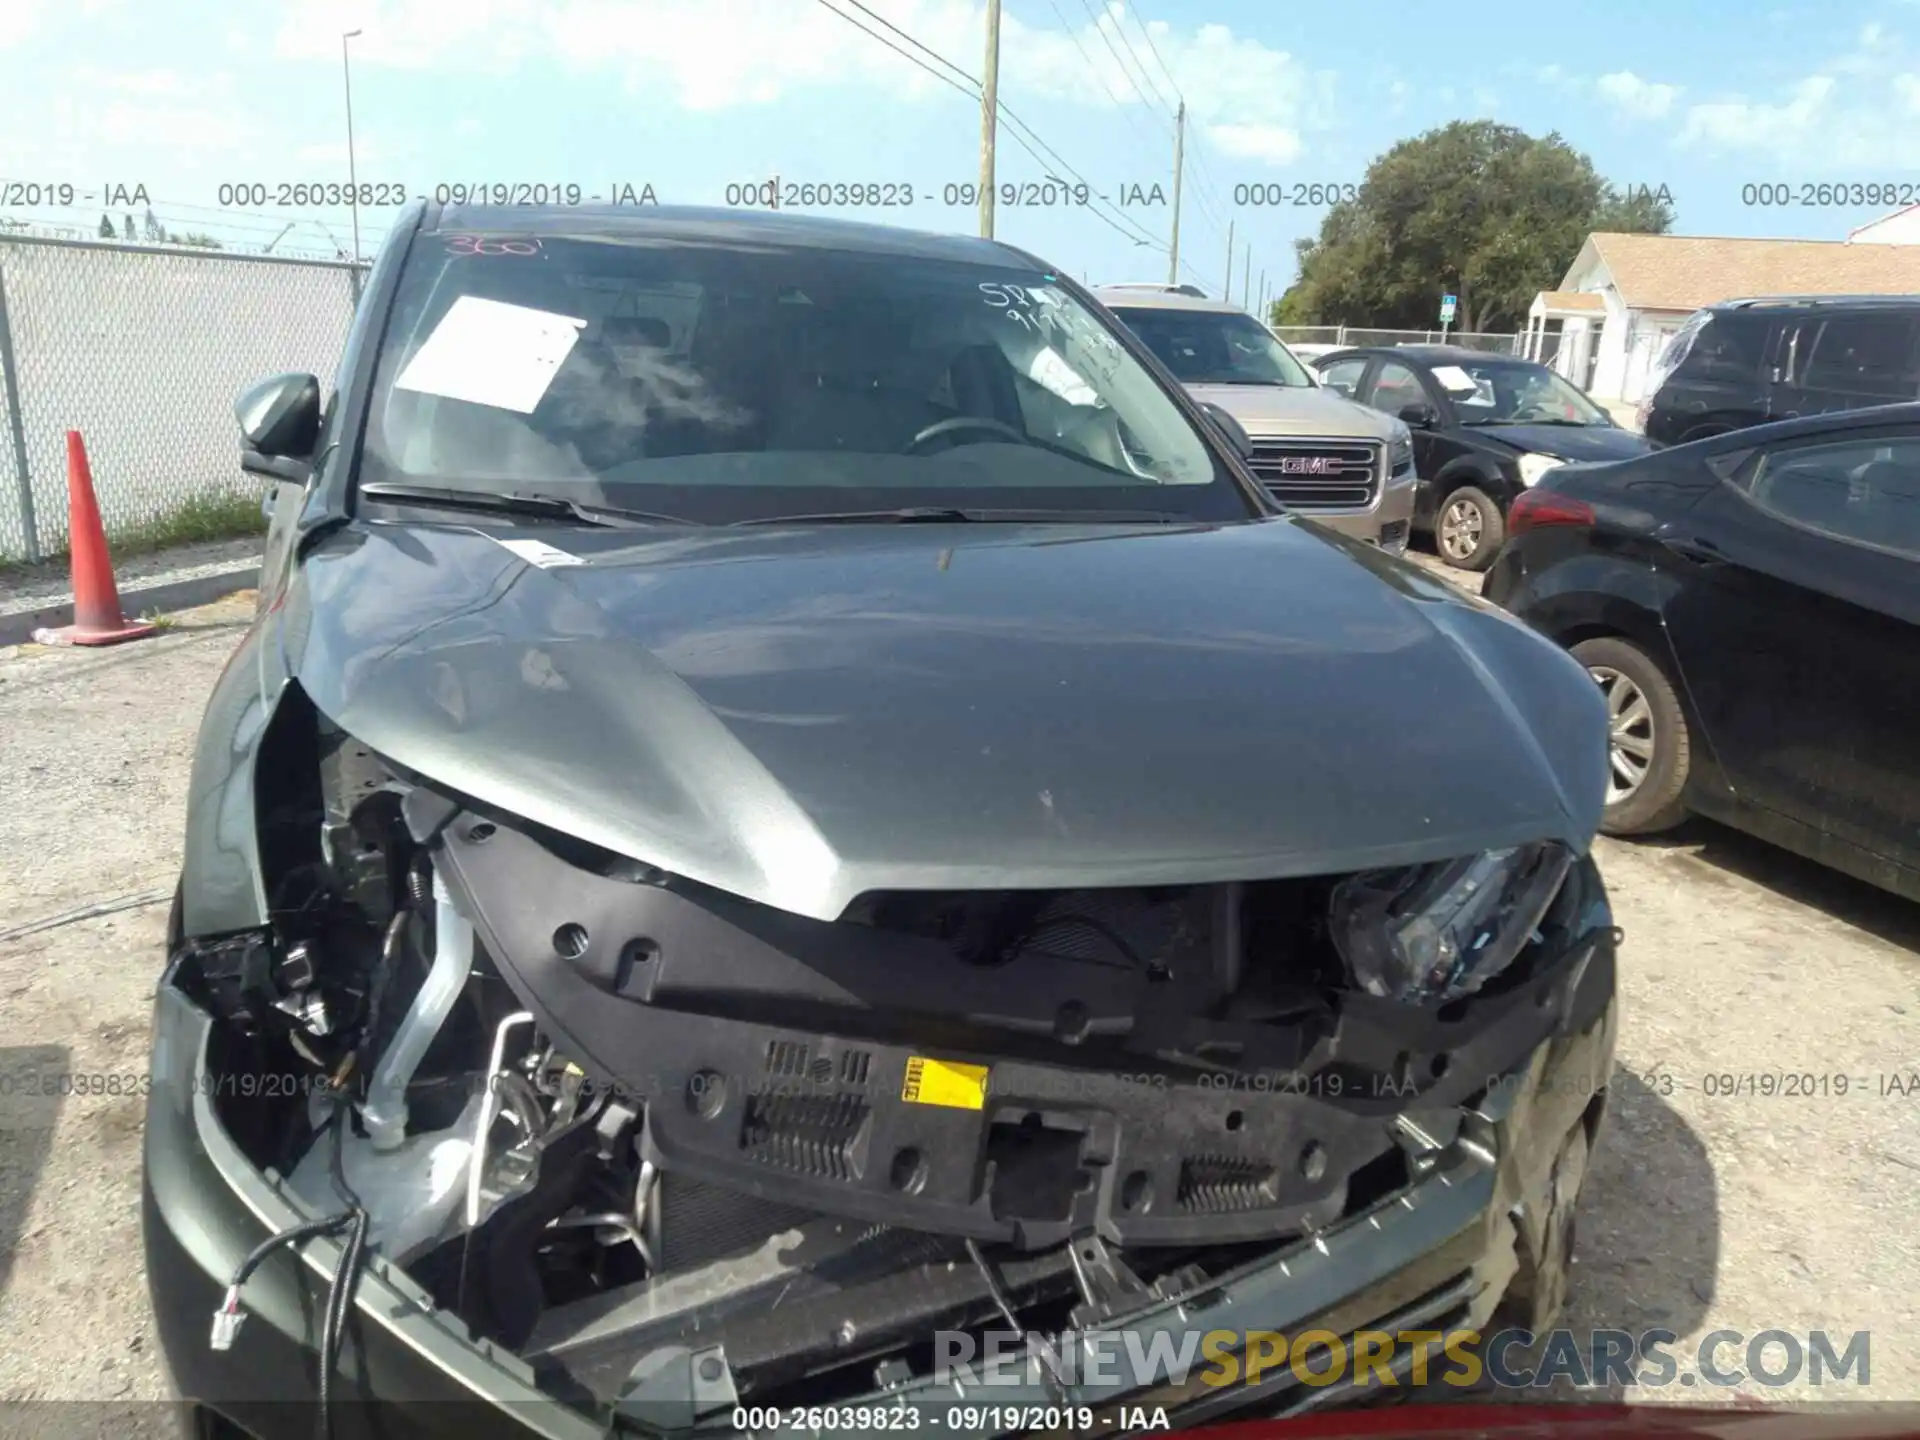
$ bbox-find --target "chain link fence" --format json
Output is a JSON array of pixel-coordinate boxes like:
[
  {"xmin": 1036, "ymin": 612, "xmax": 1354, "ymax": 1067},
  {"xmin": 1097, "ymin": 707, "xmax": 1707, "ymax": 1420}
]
[
  {"xmin": 1271, "ymin": 324, "xmax": 1532, "ymax": 355},
  {"xmin": 0, "ymin": 236, "xmax": 366, "ymax": 563}
]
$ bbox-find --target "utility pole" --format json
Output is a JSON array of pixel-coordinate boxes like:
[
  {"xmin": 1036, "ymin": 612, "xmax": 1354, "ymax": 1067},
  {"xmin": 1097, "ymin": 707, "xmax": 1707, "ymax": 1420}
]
[
  {"xmin": 1243, "ymin": 248, "xmax": 1251, "ymax": 312},
  {"xmin": 1259, "ymin": 269, "xmax": 1267, "ymax": 318},
  {"xmin": 1167, "ymin": 101, "xmax": 1185, "ymax": 286},
  {"xmin": 978, "ymin": 0, "xmax": 1001, "ymax": 239},
  {"xmin": 342, "ymin": 30, "xmax": 363, "ymax": 265},
  {"xmin": 1224, "ymin": 219, "xmax": 1233, "ymax": 304}
]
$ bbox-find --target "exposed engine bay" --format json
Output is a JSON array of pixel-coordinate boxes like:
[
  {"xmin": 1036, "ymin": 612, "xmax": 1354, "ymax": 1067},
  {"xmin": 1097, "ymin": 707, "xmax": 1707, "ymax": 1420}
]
[{"xmin": 172, "ymin": 701, "xmax": 1613, "ymax": 1425}]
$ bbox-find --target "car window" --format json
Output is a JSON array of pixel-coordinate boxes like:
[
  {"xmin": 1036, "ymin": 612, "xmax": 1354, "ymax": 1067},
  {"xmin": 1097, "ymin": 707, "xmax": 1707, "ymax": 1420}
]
[
  {"xmin": 1426, "ymin": 358, "xmax": 1613, "ymax": 426},
  {"xmin": 1739, "ymin": 436, "xmax": 1920, "ymax": 559},
  {"xmin": 1318, "ymin": 357, "xmax": 1367, "ymax": 398},
  {"xmin": 1799, "ymin": 316, "xmax": 1920, "ymax": 398},
  {"xmin": 360, "ymin": 234, "xmax": 1244, "ymax": 523},
  {"xmin": 1107, "ymin": 307, "xmax": 1315, "ymax": 387},
  {"xmin": 1366, "ymin": 361, "xmax": 1428, "ymax": 415},
  {"xmin": 1692, "ymin": 312, "xmax": 1770, "ymax": 373}
]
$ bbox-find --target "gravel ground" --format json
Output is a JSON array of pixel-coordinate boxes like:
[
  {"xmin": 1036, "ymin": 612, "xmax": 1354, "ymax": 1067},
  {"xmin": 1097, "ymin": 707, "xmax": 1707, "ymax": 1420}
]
[
  {"xmin": 0, "ymin": 535, "xmax": 263, "ymax": 619},
  {"xmin": 0, "ymin": 572, "xmax": 1915, "ymax": 1420}
]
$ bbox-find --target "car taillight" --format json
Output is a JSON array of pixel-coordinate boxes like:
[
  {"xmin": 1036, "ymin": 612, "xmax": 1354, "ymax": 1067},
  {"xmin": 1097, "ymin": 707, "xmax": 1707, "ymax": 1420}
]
[{"xmin": 1507, "ymin": 490, "xmax": 1595, "ymax": 535}]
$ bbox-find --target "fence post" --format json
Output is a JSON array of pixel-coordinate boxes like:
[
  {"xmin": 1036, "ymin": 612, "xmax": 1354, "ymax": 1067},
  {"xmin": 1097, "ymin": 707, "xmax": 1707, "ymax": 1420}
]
[
  {"xmin": 1336, "ymin": 324, "xmax": 1346, "ymax": 344},
  {"xmin": 348, "ymin": 262, "xmax": 364, "ymax": 310},
  {"xmin": 0, "ymin": 251, "xmax": 37, "ymax": 563}
]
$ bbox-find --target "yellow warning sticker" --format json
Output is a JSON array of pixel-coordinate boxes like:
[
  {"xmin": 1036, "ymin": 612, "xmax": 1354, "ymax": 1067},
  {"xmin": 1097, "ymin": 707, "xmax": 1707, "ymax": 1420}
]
[{"xmin": 901, "ymin": 1056, "xmax": 990, "ymax": 1110}]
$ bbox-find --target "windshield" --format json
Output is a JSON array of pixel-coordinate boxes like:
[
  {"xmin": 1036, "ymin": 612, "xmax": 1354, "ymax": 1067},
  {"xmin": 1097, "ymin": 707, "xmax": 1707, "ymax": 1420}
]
[
  {"xmin": 360, "ymin": 231, "xmax": 1249, "ymax": 524},
  {"xmin": 1428, "ymin": 358, "xmax": 1613, "ymax": 426},
  {"xmin": 1107, "ymin": 307, "xmax": 1316, "ymax": 388}
]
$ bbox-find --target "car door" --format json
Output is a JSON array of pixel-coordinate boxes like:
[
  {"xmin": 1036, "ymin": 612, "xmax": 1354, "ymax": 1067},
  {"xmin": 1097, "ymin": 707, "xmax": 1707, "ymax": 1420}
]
[
  {"xmin": 1769, "ymin": 312, "xmax": 1920, "ymax": 421},
  {"xmin": 1316, "ymin": 354, "xmax": 1369, "ymax": 401},
  {"xmin": 1657, "ymin": 426, "xmax": 1920, "ymax": 867},
  {"xmin": 1361, "ymin": 358, "xmax": 1455, "ymax": 478}
]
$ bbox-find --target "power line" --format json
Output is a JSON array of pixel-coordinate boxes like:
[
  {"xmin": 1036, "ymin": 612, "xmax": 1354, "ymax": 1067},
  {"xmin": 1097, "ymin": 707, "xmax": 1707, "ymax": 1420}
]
[
  {"xmin": 1124, "ymin": 1, "xmax": 1185, "ymax": 107},
  {"xmin": 808, "ymin": 0, "xmax": 1164, "ymax": 252},
  {"xmin": 1040, "ymin": 0, "xmax": 1170, "ymax": 153},
  {"xmin": 1074, "ymin": 0, "xmax": 1173, "ymax": 123},
  {"xmin": 1109, "ymin": 2, "xmax": 1177, "ymax": 115}
]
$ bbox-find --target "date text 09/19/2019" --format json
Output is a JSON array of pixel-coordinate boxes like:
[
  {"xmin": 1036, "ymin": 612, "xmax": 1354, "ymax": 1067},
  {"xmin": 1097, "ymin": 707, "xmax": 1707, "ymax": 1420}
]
[
  {"xmin": 211, "ymin": 182, "xmax": 661, "ymax": 208},
  {"xmin": 728, "ymin": 1405, "xmax": 1148, "ymax": 1433},
  {"xmin": 719, "ymin": 181, "xmax": 1172, "ymax": 209},
  {"xmin": 0, "ymin": 1070, "xmax": 331, "ymax": 1099}
]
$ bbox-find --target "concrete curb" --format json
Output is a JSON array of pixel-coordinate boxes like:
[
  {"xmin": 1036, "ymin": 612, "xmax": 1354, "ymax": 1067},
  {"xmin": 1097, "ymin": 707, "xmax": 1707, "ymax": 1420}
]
[{"xmin": 0, "ymin": 564, "xmax": 259, "ymax": 647}]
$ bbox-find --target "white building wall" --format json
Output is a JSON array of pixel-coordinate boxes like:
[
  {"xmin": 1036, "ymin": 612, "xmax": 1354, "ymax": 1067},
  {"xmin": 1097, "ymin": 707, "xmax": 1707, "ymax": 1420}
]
[
  {"xmin": 1588, "ymin": 288, "xmax": 1633, "ymax": 399},
  {"xmin": 1849, "ymin": 206, "xmax": 1920, "ymax": 244}
]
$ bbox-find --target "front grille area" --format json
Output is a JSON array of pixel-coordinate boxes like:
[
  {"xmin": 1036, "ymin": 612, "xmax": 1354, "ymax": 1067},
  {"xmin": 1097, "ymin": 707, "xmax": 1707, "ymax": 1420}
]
[{"xmin": 1248, "ymin": 437, "xmax": 1382, "ymax": 510}]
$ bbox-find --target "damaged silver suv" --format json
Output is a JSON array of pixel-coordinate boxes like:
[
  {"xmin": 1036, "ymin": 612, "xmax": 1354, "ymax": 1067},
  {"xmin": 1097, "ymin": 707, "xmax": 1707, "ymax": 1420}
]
[{"xmin": 146, "ymin": 203, "xmax": 1619, "ymax": 1440}]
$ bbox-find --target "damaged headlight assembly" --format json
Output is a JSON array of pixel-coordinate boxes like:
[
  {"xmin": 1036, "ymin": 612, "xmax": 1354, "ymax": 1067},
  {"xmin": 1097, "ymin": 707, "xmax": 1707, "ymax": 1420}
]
[{"xmin": 1329, "ymin": 841, "xmax": 1575, "ymax": 1005}]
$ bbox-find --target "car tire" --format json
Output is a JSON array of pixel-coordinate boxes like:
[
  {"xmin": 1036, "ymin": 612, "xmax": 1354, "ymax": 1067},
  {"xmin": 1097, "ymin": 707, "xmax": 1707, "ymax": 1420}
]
[
  {"xmin": 1434, "ymin": 484, "xmax": 1504, "ymax": 571},
  {"xmin": 1569, "ymin": 636, "xmax": 1691, "ymax": 835},
  {"xmin": 1678, "ymin": 423, "xmax": 1730, "ymax": 444}
]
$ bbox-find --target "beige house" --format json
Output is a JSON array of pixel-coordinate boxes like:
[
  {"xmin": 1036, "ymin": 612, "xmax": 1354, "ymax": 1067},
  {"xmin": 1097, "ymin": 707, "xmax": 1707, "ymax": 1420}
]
[{"xmin": 1524, "ymin": 228, "xmax": 1920, "ymax": 404}]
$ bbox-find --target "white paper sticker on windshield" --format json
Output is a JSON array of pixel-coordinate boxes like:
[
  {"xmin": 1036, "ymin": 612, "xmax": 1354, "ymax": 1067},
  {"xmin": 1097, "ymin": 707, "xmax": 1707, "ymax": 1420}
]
[
  {"xmin": 1431, "ymin": 365, "xmax": 1478, "ymax": 393},
  {"xmin": 1027, "ymin": 346, "xmax": 1100, "ymax": 407},
  {"xmin": 494, "ymin": 537, "xmax": 584, "ymax": 568},
  {"xmin": 394, "ymin": 295, "xmax": 588, "ymax": 414}
]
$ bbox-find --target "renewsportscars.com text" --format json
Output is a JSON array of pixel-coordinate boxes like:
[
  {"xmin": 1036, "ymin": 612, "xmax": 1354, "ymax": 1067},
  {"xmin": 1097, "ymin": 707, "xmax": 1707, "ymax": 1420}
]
[{"xmin": 931, "ymin": 1327, "xmax": 1871, "ymax": 1391}]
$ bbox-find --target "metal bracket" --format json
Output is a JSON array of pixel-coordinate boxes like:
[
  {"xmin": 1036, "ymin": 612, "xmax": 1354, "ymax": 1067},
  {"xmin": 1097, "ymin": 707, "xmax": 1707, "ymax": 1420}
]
[
  {"xmin": 1066, "ymin": 1232, "xmax": 1153, "ymax": 1326},
  {"xmin": 616, "ymin": 1343, "xmax": 739, "ymax": 1432}
]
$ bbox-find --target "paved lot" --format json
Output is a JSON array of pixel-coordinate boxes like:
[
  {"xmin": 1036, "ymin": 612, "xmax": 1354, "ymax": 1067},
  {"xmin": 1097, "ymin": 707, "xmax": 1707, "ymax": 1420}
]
[{"xmin": 0, "ymin": 566, "xmax": 1916, "ymax": 1417}]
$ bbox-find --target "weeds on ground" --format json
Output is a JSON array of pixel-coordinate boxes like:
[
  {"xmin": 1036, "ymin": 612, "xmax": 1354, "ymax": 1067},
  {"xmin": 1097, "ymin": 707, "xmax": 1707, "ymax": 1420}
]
[{"xmin": 0, "ymin": 489, "xmax": 265, "ymax": 582}]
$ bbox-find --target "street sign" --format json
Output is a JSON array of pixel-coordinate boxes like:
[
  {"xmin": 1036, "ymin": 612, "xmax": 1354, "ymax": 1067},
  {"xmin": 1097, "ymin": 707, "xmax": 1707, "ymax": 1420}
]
[{"xmin": 1439, "ymin": 293, "xmax": 1458, "ymax": 324}]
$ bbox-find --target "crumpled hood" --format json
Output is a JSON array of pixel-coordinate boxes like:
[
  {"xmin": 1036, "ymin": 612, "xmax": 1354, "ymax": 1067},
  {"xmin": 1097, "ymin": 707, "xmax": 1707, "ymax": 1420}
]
[
  {"xmin": 1183, "ymin": 382, "xmax": 1396, "ymax": 439},
  {"xmin": 288, "ymin": 516, "xmax": 1608, "ymax": 921},
  {"xmin": 1477, "ymin": 423, "xmax": 1656, "ymax": 463}
]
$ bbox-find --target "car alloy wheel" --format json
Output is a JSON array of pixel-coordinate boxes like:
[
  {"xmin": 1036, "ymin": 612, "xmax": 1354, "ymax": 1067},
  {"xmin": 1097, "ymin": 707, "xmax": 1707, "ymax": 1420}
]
[
  {"xmin": 1589, "ymin": 664, "xmax": 1654, "ymax": 802},
  {"xmin": 1437, "ymin": 497, "xmax": 1483, "ymax": 561}
]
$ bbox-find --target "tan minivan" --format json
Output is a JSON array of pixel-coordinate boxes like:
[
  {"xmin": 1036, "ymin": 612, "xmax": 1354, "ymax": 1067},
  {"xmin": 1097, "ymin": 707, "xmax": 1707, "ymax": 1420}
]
[{"xmin": 1097, "ymin": 285, "xmax": 1418, "ymax": 553}]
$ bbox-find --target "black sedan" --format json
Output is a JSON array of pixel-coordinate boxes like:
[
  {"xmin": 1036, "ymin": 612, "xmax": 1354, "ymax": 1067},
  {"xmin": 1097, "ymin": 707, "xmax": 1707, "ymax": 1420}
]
[
  {"xmin": 1485, "ymin": 402, "xmax": 1920, "ymax": 901},
  {"xmin": 1313, "ymin": 346, "xmax": 1654, "ymax": 571},
  {"xmin": 148, "ymin": 204, "xmax": 1619, "ymax": 1438}
]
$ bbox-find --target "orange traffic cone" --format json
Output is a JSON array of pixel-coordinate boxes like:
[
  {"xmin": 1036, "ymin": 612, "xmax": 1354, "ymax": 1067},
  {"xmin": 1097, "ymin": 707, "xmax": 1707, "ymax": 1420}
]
[{"xmin": 30, "ymin": 431, "xmax": 158, "ymax": 647}]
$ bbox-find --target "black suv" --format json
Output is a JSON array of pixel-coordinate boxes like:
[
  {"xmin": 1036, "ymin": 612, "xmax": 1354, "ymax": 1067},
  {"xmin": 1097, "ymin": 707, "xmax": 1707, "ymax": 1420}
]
[{"xmin": 1639, "ymin": 295, "xmax": 1920, "ymax": 447}]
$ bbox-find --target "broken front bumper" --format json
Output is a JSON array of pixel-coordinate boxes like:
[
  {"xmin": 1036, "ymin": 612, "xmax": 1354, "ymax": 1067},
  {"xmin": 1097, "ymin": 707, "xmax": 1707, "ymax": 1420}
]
[
  {"xmin": 628, "ymin": 988, "xmax": 1616, "ymax": 1436},
  {"xmin": 144, "ymin": 945, "xmax": 1613, "ymax": 1440}
]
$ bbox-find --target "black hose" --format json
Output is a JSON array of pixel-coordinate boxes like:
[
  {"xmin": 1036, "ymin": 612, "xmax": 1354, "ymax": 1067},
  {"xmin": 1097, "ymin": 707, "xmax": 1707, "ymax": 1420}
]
[{"xmin": 315, "ymin": 1094, "xmax": 370, "ymax": 1440}]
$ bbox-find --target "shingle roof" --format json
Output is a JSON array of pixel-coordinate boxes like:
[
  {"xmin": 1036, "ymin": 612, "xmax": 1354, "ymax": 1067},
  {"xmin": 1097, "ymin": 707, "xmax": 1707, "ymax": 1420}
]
[{"xmin": 1570, "ymin": 232, "xmax": 1920, "ymax": 312}]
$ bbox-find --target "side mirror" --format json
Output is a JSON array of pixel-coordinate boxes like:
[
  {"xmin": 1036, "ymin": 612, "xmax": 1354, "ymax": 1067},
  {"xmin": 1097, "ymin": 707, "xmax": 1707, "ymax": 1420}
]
[
  {"xmin": 237, "ymin": 373, "xmax": 322, "ymax": 479},
  {"xmin": 1198, "ymin": 402, "xmax": 1255, "ymax": 460},
  {"xmin": 1398, "ymin": 402, "xmax": 1439, "ymax": 430}
]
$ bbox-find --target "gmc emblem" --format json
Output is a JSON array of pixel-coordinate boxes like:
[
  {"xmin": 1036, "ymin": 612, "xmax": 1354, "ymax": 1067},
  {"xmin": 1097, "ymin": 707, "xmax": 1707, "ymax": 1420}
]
[{"xmin": 1276, "ymin": 455, "xmax": 1336, "ymax": 474}]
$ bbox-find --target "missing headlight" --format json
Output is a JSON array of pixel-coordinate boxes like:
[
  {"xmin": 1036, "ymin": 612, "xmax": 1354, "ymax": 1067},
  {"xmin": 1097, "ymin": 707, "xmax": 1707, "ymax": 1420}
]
[{"xmin": 1327, "ymin": 842, "xmax": 1574, "ymax": 1006}]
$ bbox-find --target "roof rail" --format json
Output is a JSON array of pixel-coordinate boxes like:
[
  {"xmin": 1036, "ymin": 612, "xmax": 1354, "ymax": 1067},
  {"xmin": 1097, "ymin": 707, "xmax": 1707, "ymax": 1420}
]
[
  {"xmin": 1099, "ymin": 282, "xmax": 1209, "ymax": 298},
  {"xmin": 1718, "ymin": 294, "xmax": 1920, "ymax": 309}
]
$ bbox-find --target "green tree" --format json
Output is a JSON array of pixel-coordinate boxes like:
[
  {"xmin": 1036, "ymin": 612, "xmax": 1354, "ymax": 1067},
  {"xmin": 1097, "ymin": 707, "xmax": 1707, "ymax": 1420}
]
[
  {"xmin": 1275, "ymin": 121, "xmax": 1675, "ymax": 333},
  {"xmin": 174, "ymin": 232, "xmax": 224, "ymax": 249},
  {"xmin": 122, "ymin": 214, "xmax": 136, "ymax": 240},
  {"xmin": 98, "ymin": 213, "xmax": 115, "ymax": 238}
]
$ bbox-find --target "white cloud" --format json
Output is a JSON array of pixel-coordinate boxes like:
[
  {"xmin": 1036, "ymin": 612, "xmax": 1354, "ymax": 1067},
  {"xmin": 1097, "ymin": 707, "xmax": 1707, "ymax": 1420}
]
[
  {"xmin": 1207, "ymin": 124, "xmax": 1301, "ymax": 165},
  {"xmin": 273, "ymin": 0, "xmax": 1333, "ymax": 164},
  {"xmin": 1668, "ymin": 22, "xmax": 1920, "ymax": 167},
  {"xmin": 0, "ymin": 0, "xmax": 50, "ymax": 47},
  {"xmin": 1596, "ymin": 70, "xmax": 1680, "ymax": 120},
  {"xmin": 0, "ymin": 66, "xmax": 254, "ymax": 180}
]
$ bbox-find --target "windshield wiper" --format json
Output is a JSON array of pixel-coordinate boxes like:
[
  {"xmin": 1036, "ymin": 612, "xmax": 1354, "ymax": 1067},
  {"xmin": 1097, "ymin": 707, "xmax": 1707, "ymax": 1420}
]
[
  {"xmin": 356, "ymin": 482, "xmax": 698, "ymax": 527},
  {"xmin": 731, "ymin": 506, "xmax": 1190, "ymax": 527}
]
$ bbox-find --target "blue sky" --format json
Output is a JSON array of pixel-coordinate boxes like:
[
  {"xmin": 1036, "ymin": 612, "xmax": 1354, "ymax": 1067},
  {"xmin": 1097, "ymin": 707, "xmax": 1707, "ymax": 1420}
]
[{"xmin": 3, "ymin": 0, "xmax": 1918, "ymax": 305}]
